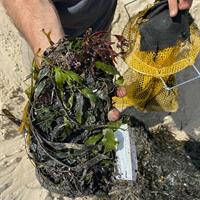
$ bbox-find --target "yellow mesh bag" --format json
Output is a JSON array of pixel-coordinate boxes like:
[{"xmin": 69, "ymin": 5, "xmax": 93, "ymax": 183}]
[{"xmin": 113, "ymin": 7, "xmax": 200, "ymax": 112}]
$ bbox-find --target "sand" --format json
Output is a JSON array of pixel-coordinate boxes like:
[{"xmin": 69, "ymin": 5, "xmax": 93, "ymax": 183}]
[{"xmin": 0, "ymin": 0, "xmax": 200, "ymax": 199}]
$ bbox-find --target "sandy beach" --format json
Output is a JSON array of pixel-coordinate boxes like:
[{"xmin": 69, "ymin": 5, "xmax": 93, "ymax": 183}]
[{"xmin": 0, "ymin": 0, "xmax": 200, "ymax": 199}]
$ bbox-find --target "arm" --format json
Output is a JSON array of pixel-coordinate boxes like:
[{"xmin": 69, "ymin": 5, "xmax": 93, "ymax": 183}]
[
  {"xmin": 2, "ymin": 0, "xmax": 124, "ymax": 121},
  {"xmin": 2, "ymin": 0, "xmax": 64, "ymax": 59},
  {"xmin": 168, "ymin": 0, "xmax": 193, "ymax": 17}
]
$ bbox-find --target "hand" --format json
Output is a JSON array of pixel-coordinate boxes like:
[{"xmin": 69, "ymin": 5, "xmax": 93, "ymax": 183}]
[
  {"xmin": 107, "ymin": 87, "xmax": 127, "ymax": 121},
  {"xmin": 3, "ymin": 0, "xmax": 64, "ymax": 66},
  {"xmin": 168, "ymin": 0, "xmax": 193, "ymax": 17}
]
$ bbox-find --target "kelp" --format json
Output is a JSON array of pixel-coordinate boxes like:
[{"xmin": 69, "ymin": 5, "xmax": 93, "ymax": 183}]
[{"xmin": 23, "ymin": 30, "xmax": 127, "ymax": 198}]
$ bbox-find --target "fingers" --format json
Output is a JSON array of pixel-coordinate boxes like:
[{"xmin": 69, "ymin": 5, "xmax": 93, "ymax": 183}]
[
  {"xmin": 178, "ymin": 0, "xmax": 193, "ymax": 10},
  {"xmin": 168, "ymin": 0, "xmax": 193, "ymax": 17},
  {"xmin": 168, "ymin": 0, "xmax": 179, "ymax": 17},
  {"xmin": 107, "ymin": 108, "xmax": 120, "ymax": 122},
  {"xmin": 116, "ymin": 86, "xmax": 127, "ymax": 98},
  {"xmin": 107, "ymin": 87, "xmax": 126, "ymax": 122}
]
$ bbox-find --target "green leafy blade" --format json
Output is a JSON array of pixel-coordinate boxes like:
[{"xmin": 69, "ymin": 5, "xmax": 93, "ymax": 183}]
[
  {"xmin": 54, "ymin": 67, "xmax": 65, "ymax": 89},
  {"xmin": 38, "ymin": 67, "xmax": 50, "ymax": 81},
  {"xmin": 63, "ymin": 117, "xmax": 73, "ymax": 135},
  {"xmin": 115, "ymin": 76, "xmax": 124, "ymax": 86},
  {"xmin": 106, "ymin": 120, "xmax": 123, "ymax": 129},
  {"xmin": 34, "ymin": 80, "xmax": 46, "ymax": 99},
  {"xmin": 64, "ymin": 70, "xmax": 82, "ymax": 84},
  {"xmin": 67, "ymin": 94, "xmax": 74, "ymax": 109},
  {"xmin": 85, "ymin": 133, "xmax": 103, "ymax": 145},
  {"xmin": 54, "ymin": 67, "xmax": 82, "ymax": 89},
  {"xmin": 101, "ymin": 129, "xmax": 118, "ymax": 153},
  {"xmin": 95, "ymin": 61, "xmax": 119, "ymax": 75},
  {"xmin": 80, "ymin": 87, "xmax": 97, "ymax": 103}
]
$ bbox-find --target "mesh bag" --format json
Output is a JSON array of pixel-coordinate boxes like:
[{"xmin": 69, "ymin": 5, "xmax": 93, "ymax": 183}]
[{"xmin": 113, "ymin": 2, "xmax": 200, "ymax": 112}]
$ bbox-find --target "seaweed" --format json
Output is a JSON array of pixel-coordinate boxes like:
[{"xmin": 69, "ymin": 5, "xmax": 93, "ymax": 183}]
[
  {"xmin": 17, "ymin": 29, "xmax": 200, "ymax": 199},
  {"xmin": 23, "ymin": 30, "xmax": 127, "ymax": 198},
  {"xmin": 108, "ymin": 117, "xmax": 200, "ymax": 200}
]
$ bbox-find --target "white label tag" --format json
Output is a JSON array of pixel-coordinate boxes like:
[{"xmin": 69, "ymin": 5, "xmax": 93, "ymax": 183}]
[{"xmin": 115, "ymin": 124, "xmax": 137, "ymax": 181}]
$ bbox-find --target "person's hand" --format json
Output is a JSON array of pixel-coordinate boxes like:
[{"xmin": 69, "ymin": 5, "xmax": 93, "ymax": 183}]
[
  {"xmin": 107, "ymin": 87, "xmax": 127, "ymax": 121},
  {"xmin": 168, "ymin": 0, "xmax": 193, "ymax": 17}
]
